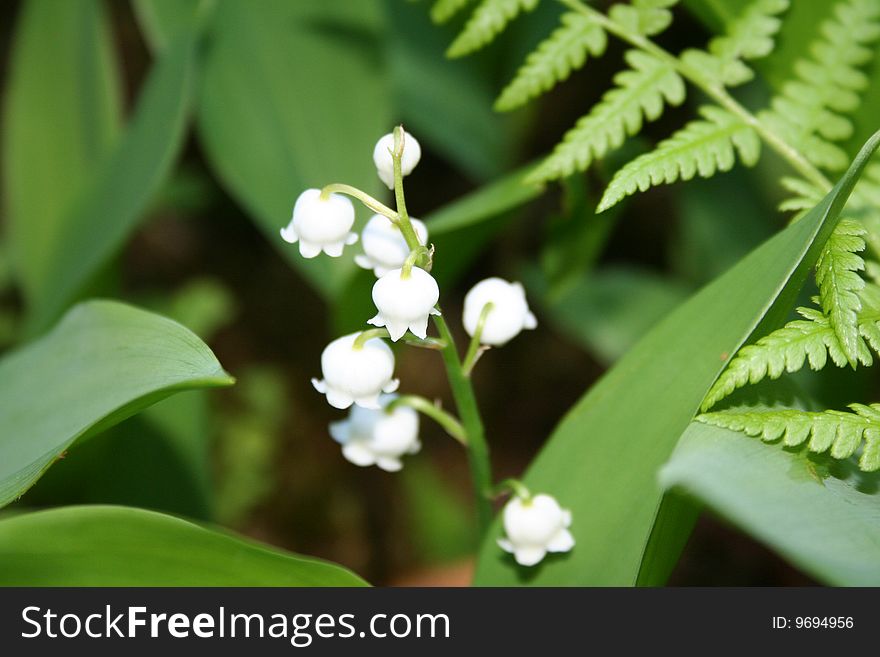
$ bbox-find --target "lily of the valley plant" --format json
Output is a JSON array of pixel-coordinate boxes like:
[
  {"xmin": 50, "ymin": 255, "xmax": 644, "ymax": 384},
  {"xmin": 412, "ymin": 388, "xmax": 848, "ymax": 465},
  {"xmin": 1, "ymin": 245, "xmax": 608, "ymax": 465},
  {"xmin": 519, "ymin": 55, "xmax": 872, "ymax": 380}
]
[{"xmin": 280, "ymin": 127, "xmax": 569, "ymax": 567}]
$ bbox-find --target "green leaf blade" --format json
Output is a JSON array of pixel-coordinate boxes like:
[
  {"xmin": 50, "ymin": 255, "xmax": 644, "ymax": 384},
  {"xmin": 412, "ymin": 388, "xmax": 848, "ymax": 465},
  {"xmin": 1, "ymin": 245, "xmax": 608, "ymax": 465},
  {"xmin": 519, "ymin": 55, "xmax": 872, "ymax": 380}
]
[
  {"xmin": 0, "ymin": 301, "xmax": 234, "ymax": 509},
  {"xmin": 0, "ymin": 506, "xmax": 367, "ymax": 586}
]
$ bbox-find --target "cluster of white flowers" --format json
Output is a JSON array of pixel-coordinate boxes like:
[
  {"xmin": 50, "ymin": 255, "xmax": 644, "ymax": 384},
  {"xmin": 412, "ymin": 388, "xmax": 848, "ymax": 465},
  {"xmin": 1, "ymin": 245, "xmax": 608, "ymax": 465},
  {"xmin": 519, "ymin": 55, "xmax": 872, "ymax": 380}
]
[{"xmin": 282, "ymin": 128, "xmax": 571, "ymax": 566}]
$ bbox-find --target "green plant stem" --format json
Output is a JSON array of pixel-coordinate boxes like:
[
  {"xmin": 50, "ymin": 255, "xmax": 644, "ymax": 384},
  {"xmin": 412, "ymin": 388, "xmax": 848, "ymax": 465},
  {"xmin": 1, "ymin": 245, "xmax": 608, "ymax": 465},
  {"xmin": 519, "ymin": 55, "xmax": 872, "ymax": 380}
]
[
  {"xmin": 386, "ymin": 394, "xmax": 468, "ymax": 445},
  {"xmin": 491, "ymin": 478, "xmax": 532, "ymax": 501},
  {"xmin": 561, "ymin": 0, "xmax": 833, "ymax": 191},
  {"xmin": 434, "ymin": 313, "xmax": 494, "ymax": 537},
  {"xmin": 391, "ymin": 127, "xmax": 430, "ymax": 267},
  {"xmin": 462, "ymin": 302, "xmax": 494, "ymax": 376}
]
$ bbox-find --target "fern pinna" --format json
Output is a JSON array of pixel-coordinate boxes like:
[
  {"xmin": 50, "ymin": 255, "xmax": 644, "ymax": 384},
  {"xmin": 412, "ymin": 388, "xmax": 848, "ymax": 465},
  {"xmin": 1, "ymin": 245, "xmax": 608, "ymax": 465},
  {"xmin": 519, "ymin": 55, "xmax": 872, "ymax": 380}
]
[{"xmin": 433, "ymin": 0, "xmax": 880, "ymax": 470}]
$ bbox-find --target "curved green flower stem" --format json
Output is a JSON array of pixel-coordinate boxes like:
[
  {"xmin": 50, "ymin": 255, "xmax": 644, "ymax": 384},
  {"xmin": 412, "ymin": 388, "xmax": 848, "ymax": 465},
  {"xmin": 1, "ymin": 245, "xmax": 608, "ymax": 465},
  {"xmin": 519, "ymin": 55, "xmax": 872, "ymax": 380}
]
[
  {"xmin": 392, "ymin": 126, "xmax": 432, "ymax": 269},
  {"xmin": 320, "ymin": 183, "xmax": 399, "ymax": 219},
  {"xmin": 386, "ymin": 394, "xmax": 468, "ymax": 445},
  {"xmin": 462, "ymin": 302, "xmax": 494, "ymax": 376},
  {"xmin": 433, "ymin": 313, "xmax": 494, "ymax": 536},
  {"xmin": 491, "ymin": 478, "xmax": 532, "ymax": 502},
  {"xmin": 403, "ymin": 336, "xmax": 447, "ymax": 350},
  {"xmin": 560, "ymin": 0, "xmax": 833, "ymax": 191},
  {"xmin": 353, "ymin": 328, "xmax": 389, "ymax": 350}
]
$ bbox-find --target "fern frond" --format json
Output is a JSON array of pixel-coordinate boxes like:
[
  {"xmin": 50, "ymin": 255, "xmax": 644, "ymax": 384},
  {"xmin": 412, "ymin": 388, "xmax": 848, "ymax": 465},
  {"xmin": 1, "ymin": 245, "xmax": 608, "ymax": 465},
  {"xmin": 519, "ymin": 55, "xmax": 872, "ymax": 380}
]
[
  {"xmin": 815, "ymin": 219, "xmax": 867, "ymax": 364},
  {"xmin": 447, "ymin": 0, "xmax": 539, "ymax": 58},
  {"xmin": 528, "ymin": 50, "xmax": 685, "ymax": 183},
  {"xmin": 681, "ymin": 0, "xmax": 789, "ymax": 87},
  {"xmin": 700, "ymin": 308, "xmax": 857, "ymax": 412},
  {"xmin": 496, "ymin": 12, "xmax": 607, "ymax": 112},
  {"xmin": 597, "ymin": 105, "xmax": 759, "ymax": 211},
  {"xmin": 778, "ymin": 176, "xmax": 823, "ymax": 214},
  {"xmin": 431, "ymin": 0, "xmax": 473, "ymax": 24},
  {"xmin": 697, "ymin": 404, "xmax": 880, "ymax": 471},
  {"xmin": 760, "ymin": 0, "xmax": 880, "ymax": 171},
  {"xmin": 607, "ymin": 0, "xmax": 679, "ymax": 38}
]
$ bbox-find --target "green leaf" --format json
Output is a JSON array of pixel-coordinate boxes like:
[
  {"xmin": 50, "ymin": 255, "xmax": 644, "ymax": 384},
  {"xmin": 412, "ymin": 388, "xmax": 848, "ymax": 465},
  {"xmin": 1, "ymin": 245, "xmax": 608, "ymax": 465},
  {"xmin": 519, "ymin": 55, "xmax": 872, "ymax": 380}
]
[
  {"xmin": 195, "ymin": 0, "xmax": 391, "ymax": 299},
  {"xmin": 3, "ymin": 0, "xmax": 121, "ymax": 307},
  {"xmin": 23, "ymin": 26, "xmax": 198, "ymax": 334},
  {"xmin": 495, "ymin": 12, "xmax": 607, "ymax": 112},
  {"xmin": 473, "ymin": 132, "xmax": 880, "ymax": 586},
  {"xmin": 131, "ymin": 0, "xmax": 202, "ymax": 51},
  {"xmin": 661, "ymin": 414, "xmax": 880, "ymax": 585},
  {"xmin": 598, "ymin": 105, "xmax": 760, "ymax": 212},
  {"xmin": 0, "ymin": 300, "xmax": 234, "ymax": 509},
  {"xmin": 446, "ymin": 0, "xmax": 540, "ymax": 58},
  {"xmin": 608, "ymin": 0, "xmax": 677, "ymax": 37},
  {"xmin": 0, "ymin": 506, "xmax": 367, "ymax": 586},
  {"xmin": 528, "ymin": 50, "xmax": 686, "ymax": 183}
]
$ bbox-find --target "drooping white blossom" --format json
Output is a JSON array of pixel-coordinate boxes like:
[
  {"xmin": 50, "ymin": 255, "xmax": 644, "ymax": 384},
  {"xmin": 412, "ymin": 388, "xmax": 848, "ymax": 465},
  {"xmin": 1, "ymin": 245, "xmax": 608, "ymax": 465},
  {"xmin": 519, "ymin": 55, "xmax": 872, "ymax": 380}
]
[
  {"xmin": 373, "ymin": 130, "xmax": 421, "ymax": 189},
  {"xmin": 368, "ymin": 267, "xmax": 440, "ymax": 341},
  {"xmin": 311, "ymin": 333, "xmax": 399, "ymax": 410},
  {"xmin": 355, "ymin": 214, "xmax": 429, "ymax": 277},
  {"xmin": 463, "ymin": 278, "xmax": 537, "ymax": 346},
  {"xmin": 498, "ymin": 493, "xmax": 575, "ymax": 567},
  {"xmin": 280, "ymin": 189, "xmax": 357, "ymax": 258},
  {"xmin": 329, "ymin": 395, "xmax": 420, "ymax": 472}
]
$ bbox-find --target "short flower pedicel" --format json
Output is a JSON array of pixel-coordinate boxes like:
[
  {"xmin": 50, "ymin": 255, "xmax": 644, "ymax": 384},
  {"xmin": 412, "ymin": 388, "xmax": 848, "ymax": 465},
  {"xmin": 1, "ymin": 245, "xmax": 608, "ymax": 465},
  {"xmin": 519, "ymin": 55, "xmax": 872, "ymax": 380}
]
[
  {"xmin": 355, "ymin": 214, "xmax": 429, "ymax": 277},
  {"xmin": 281, "ymin": 189, "xmax": 357, "ymax": 258},
  {"xmin": 373, "ymin": 130, "xmax": 421, "ymax": 189},
  {"xmin": 498, "ymin": 493, "xmax": 575, "ymax": 567},
  {"xmin": 464, "ymin": 277, "xmax": 537, "ymax": 346},
  {"xmin": 369, "ymin": 267, "xmax": 441, "ymax": 341},
  {"xmin": 311, "ymin": 333, "xmax": 399, "ymax": 410},
  {"xmin": 329, "ymin": 395, "xmax": 421, "ymax": 472}
]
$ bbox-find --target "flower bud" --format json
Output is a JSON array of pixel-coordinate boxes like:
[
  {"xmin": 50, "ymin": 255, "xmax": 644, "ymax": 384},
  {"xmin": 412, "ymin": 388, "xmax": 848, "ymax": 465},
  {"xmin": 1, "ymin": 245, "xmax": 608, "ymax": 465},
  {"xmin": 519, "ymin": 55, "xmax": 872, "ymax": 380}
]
[
  {"xmin": 329, "ymin": 395, "xmax": 420, "ymax": 472},
  {"xmin": 463, "ymin": 277, "xmax": 537, "ymax": 346},
  {"xmin": 373, "ymin": 130, "xmax": 421, "ymax": 189},
  {"xmin": 498, "ymin": 493, "xmax": 575, "ymax": 567},
  {"xmin": 312, "ymin": 333, "xmax": 399, "ymax": 409},
  {"xmin": 280, "ymin": 189, "xmax": 357, "ymax": 258},
  {"xmin": 368, "ymin": 267, "xmax": 440, "ymax": 341},
  {"xmin": 355, "ymin": 214, "xmax": 429, "ymax": 277}
]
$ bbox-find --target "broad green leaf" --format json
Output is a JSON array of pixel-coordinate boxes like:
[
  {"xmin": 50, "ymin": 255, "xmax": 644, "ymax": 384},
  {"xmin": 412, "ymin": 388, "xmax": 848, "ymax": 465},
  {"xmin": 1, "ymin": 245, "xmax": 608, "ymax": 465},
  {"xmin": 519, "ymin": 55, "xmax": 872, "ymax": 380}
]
[
  {"xmin": 660, "ymin": 415, "xmax": 880, "ymax": 585},
  {"xmin": 0, "ymin": 300, "xmax": 233, "ymax": 509},
  {"xmin": 132, "ymin": 0, "xmax": 203, "ymax": 51},
  {"xmin": 473, "ymin": 132, "xmax": 880, "ymax": 586},
  {"xmin": 24, "ymin": 27, "xmax": 198, "ymax": 334},
  {"xmin": 0, "ymin": 506, "xmax": 367, "ymax": 586},
  {"xmin": 195, "ymin": 0, "xmax": 391, "ymax": 299},
  {"xmin": 3, "ymin": 0, "xmax": 121, "ymax": 305}
]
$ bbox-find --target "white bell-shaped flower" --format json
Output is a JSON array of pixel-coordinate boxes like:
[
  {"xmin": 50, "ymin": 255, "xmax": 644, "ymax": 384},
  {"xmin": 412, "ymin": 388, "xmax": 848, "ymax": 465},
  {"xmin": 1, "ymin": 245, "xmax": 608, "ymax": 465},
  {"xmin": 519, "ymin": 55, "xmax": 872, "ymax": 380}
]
[
  {"xmin": 329, "ymin": 395, "xmax": 421, "ymax": 472},
  {"xmin": 498, "ymin": 493, "xmax": 575, "ymax": 567},
  {"xmin": 373, "ymin": 130, "xmax": 421, "ymax": 189},
  {"xmin": 463, "ymin": 277, "xmax": 537, "ymax": 346},
  {"xmin": 355, "ymin": 214, "xmax": 430, "ymax": 277},
  {"xmin": 368, "ymin": 267, "xmax": 440, "ymax": 341},
  {"xmin": 311, "ymin": 333, "xmax": 399, "ymax": 410},
  {"xmin": 280, "ymin": 188, "xmax": 358, "ymax": 258}
]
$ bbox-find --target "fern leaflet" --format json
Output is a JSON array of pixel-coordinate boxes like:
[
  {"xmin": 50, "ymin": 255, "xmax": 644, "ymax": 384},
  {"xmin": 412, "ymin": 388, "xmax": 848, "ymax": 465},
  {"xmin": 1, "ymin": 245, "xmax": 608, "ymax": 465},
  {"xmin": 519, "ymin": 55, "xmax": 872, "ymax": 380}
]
[
  {"xmin": 528, "ymin": 49, "xmax": 685, "ymax": 183},
  {"xmin": 606, "ymin": 0, "xmax": 679, "ymax": 38},
  {"xmin": 598, "ymin": 105, "xmax": 760, "ymax": 211},
  {"xmin": 759, "ymin": 0, "xmax": 880, "ymax": 172},
  {"xmin": 815, "ymin": 219, "xmax": 867, "ymax": 365},
  {"xmin": 496, "ymin": 12, "xmax": 607, "ymax": 111},
  {"xmin": 681, "ymin": 0, "xmax": 789, "ymax": 87},
  {"xmin": 701, "ymin": 308, "xmax": 860, "ymax": 412},
  {"xmin": 697, "ymin": 404, "xmax": 880, "ymax": 471},
  {"xmin": 431, "ymin": 0, "xmax": 473, "ymax": 24},
  {"xmin": 446, "ymin": 0, "xmax": 539, "ymax": 58}
]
